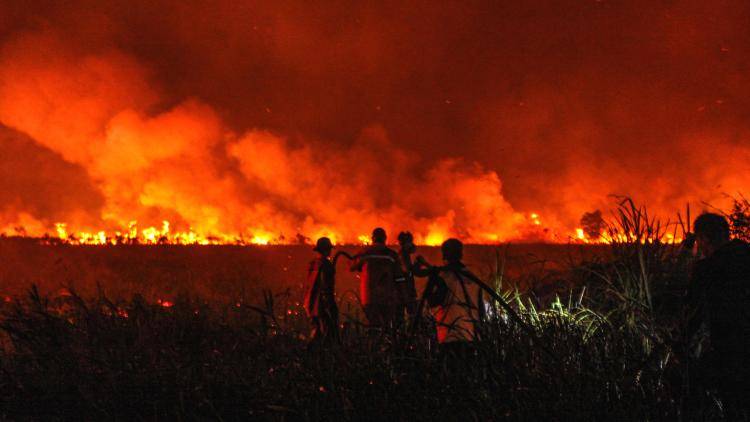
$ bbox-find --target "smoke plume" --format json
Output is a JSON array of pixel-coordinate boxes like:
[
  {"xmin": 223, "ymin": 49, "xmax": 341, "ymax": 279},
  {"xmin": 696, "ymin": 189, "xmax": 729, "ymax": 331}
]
[{"xmin": 1, "ymin": 1, "xmax": 749, "ymax": 243}]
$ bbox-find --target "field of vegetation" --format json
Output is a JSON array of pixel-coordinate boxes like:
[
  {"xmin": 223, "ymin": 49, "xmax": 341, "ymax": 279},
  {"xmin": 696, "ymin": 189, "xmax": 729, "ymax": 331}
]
[{"xmin": 0, "ymin": 198, "xmax": 748, "ymax": 420}]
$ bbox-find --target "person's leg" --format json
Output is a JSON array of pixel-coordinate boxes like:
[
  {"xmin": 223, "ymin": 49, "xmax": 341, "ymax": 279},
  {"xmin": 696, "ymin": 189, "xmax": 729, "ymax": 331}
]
[
  {"xmin": 405, "ymin": 300, "xmax": 417, "ymax": 319},
  {"xmin": 390, "ymin": 303, "xmax": 404, "ymax": 328},
  {"xmin": 716, "ymin": 365, "xmax": 749, "ymax": 419},
  {"xmin": 405, "ymin": 280, "xmax": 418, "ymax": 318},
  {"xmin": 364, "ymin": 304, "xmax": 382, "ymax": 327},
  {"xmin": 394, "ymin": 285, "xmax": 408, "ymax": 326},
  {"xmin": 322, "ymin": 305, "xmax": 339, "ymax": 343},
  {"xmin": 308, "ymin": 317, "xmax": 321, "ymax": 347}
]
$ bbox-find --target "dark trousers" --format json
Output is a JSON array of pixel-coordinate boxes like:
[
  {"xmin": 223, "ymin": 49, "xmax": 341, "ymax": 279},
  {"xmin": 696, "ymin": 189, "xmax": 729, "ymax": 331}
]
[
  {"xmin": 310, "ymin": 305, "xmax": 339, "ymax": 344},
  {"xmin": 686, "ymin": 349, "xmax": 749, "ymax": 419},
  {"xmin": 363, "ymin": 303, "xmax": 399, "ymax": 327}
]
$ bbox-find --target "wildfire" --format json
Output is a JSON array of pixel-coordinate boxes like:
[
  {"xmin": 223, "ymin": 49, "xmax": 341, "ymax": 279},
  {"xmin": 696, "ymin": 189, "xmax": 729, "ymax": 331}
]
[
  {"xmin": 46, "ymin": 220, "xmax": 275, "ymax": 245},
  {"xmin": 42, "ymin": 219, "xmax": 566, "ymax": 245},
  {"xmin": 572, "ymin": 226, "xmax": 684, "ymax": 244},
  {"xmin": 55, "ymin": 223, "xmax": 68, "ymax": 241},
  {"xmin": 575, "ymin": 228, "xmax": 586, "ymax": 241},
  {"xmin": 357, "ymin": 234, "xmax": 372, "ymax": 245},
  {"xmin": 0, "ymin": 4, "xmax": 747, "ymax": 257},
  {"xmin": 19, "ymin": 211, "xmax": 687, "ymax": 246},
  {"xmin": 424, "ymin": 231, "xmax": 447, "ymax": 246},
  {"xmin": 251, "ymin": 236, "xmax": 271, "ymax": 245}
]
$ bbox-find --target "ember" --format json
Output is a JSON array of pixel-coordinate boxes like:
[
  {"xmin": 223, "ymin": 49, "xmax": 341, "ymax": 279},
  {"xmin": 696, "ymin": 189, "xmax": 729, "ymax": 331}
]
[{"xmin": 157, "ymin": 299, "xmax": 174, "ymax": 308}]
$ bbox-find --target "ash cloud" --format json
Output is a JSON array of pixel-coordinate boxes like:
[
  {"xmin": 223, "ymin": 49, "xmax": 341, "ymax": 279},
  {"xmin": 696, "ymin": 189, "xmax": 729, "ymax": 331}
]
[{"xmin": 1, "ymin": 1, "xmax": 749, "ymax": 241}]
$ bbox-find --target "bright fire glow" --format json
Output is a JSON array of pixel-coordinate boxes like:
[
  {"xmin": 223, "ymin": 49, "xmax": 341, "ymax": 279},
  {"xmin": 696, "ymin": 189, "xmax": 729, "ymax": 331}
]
[
  {"xmin": 26, "ymin": 215, "xmax": 688, "ymax": 246},
  {"xmin": 424, "ymin": 231, "xmax": 446, "ymax": 246},
  {"xmin": 357, "ymin": 234, "xmax": 371, "ymax": 245},
  {"xmin": 43, "ymin": 220, "xmax": 281, "ymax": 245},
  {"xmin": 251, "ymin": 235, "xmax": 271, "ymax": 245},
  {"xmin": 157, "ymin": 299, "xmax": 174, "ymax": 308}
]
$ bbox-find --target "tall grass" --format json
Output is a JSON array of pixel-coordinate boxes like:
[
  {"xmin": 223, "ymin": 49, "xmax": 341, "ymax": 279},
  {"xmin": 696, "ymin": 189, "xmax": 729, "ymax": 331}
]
[{"xmin": 0, "ymin": 287, "xmax": 681, "ymax": 420}]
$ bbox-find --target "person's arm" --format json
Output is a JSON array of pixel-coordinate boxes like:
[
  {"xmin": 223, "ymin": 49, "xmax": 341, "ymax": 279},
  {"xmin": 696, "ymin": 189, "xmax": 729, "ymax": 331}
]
[
  {"xmin": 304, "ymin": 261, "xmax": 321, "ymax": 314},
  {"xmin": 332, "ymin": 251, "xmax": 354, "ymax": 267},
  {"xmin": 411, "ymin": 255, "xmax": 432, "ymax": 277},
  {"xmin": 390, "ymin": 250, "xmax": 407, "ymax": 282},
  {"xmin": 420, "ymin": 265, "xmax": 443, "ymax": 307},
  {"xmin": 400, "ymin": 250, "xmax": 414, "ymax": 271},
  {"xmin": 350, "ymin": 250, "xmax": 366, "ymax": 272}
]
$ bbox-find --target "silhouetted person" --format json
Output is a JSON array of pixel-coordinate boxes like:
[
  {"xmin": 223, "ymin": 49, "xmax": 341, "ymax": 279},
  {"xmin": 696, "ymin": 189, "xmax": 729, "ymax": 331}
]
[
  {"xmin": 686, "ymin": 213, "xmax": 750, "ymax": 418},
  {"xmin": 412, "ymin": 238, "xmax": 485, "ymax": 378},
  {"xmin": 397, "ymin": 231, "xmax": 421, "ymax": 319},
  {"xmin": 304, "ymin": 237, "xmax": 339, "ymax": 345},
  {"xmin": 350, "ymin": 228, "xmax": 405, "ymax": 327},
  {"xmin": 423, "ymin": 239, "xmax": 484, "ymax": 350}
]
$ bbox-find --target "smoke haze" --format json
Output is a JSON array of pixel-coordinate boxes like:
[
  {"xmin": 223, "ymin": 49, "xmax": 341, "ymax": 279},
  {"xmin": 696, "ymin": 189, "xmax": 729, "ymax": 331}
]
[{"xmin": 1, "ymin": 1, "xmax": 749, "ymax": 242}]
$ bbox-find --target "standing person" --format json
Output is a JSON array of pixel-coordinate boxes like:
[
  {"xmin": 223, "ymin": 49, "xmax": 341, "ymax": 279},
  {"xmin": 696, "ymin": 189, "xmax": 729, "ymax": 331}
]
[
  {"xmin": 686, "ymin": 213, "xmax": 750, "ymax": 418},
  {"xmin": 350, "ymin": 227, "xmax": 405, "ymax": 327},
  {"xmin": 303, "ymin": 237, "xmax": 339, "ymax": 345},
  {"xmin": 425, "ymin": 238, "xmax": 484, "ymax": 349},
  {"xmin": 397, "ymin": 231, "xmax": 423, "ymax": 319}
]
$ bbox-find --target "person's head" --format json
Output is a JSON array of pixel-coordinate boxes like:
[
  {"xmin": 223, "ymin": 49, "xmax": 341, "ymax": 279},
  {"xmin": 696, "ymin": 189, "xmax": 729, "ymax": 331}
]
[
  {"xmin": 693, "ymin": 213, "xmax": 730, "ymax": 257},
  {"xmin": 441, "ymin": 238, "xmax": 463, "ymax": 263},
  {"xmin": 372, "ymin": 227, "xmax": 387, "ymax": 244},
  {"xmin": 313, "ymin": 237, "xmax": 333, "ymax": 257},
  {"xmin": 397, "ymin": 231, "xmax": 415, "ymax": 253}
]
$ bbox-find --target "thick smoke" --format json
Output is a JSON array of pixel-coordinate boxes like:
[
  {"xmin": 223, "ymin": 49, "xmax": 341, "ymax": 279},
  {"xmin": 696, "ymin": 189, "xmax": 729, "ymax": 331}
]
[
  {"xmin": 0, "ymin": 125, "xmax": 104, "ymax": 234},
  {"xmin": 1, "ymin": 1, "xmax": 749, "ymax": 242}
]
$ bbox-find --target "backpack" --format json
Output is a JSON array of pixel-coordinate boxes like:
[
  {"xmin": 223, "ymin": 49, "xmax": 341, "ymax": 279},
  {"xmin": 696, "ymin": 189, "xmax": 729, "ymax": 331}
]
[{"xmin": 425, "ymin": 270, "xmax": 450, "ymax": 307}]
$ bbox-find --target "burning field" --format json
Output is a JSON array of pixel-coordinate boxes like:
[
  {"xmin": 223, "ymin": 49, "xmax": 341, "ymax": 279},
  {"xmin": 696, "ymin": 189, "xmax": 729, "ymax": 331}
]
[
  {"xmin": 0, "ymin": 207, "xmax": 722, "ymax": 420},
  {"xmin": 1, "ymin": 199, "xmax": 745, "ymax": 419},
  {"xmin": 2, "ymin": 1, "xmax": 750, "ymax": 420}
]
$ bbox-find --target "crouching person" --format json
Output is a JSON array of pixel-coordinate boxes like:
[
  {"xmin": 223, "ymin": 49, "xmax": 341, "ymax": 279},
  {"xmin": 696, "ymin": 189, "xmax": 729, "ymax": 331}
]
[
  {"xmin": 424, "ymin": 238, "xmax": 484, "ymax": 364},
  {"xmin": 304, "ymin": 237, "xmax": 339, "ymax": 345}
]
